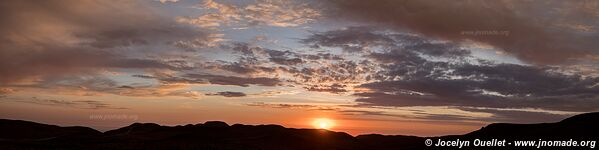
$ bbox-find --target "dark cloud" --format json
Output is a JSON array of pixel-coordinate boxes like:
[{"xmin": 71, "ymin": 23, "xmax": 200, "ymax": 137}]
[
  {"xmin": 297, "ymin": 27, "xmax": 474, "ymax": 93},
  {"xmin": 280, "ymin": 59, "xmax": 375, "ymax": 91},
  {"xmin": 183, "ymin": 74, "xmax": 281, "ymax": 87},
  {"xmin": 230, "ymin": 42, "xmax": 293, "ymax": 58},
  {"xmin": 302, "ymin": 26, "xmax": 599, "ymax": 111},
  {"xmin": 205, "ymin": 62, "xmax": 276, "ymax": 75},
  {"xmin": 229, "ymin": 42, "xmax": 305, "ymax": 66},
  {"xmin": 269, "ymin": 57, "xmax": 303, "ymax": 65},
  {"xmin": 302, "ymin": 26, "xmax": 470, "ymax": 58},
  {"xmin": 246, "ymin": 102, "xmax": 338, "ymax": 111},
  {"xmin": 306, "ymin": 83, "xmax": 348, "ymax": 94},
  {"xmin": 132, "ymin": 75, "xmax": 156, "ymax": 79},
  {"xmin": 134, "ymin": 73, "xmax": 281, "ymax": 87},
  {"xmin": 118, "ymin": 85, "xmax": 135, "ymax": 89},
  {"xmin": 301, "ymin": 26, "xmax": 395, "ymax": 52},
  {"xmin": 356, "ymin": 62, "xmax": 599, "ymax": 111},
  {"xmin": 206, "ymin": 91, "xmax": 247, "ymax": 97},
  {"xmin": 452, "ymin": 64, "xmax": 599, "ymax": 98},
  {"xmin": 217, "ymin": 42, "xmax": 371, "ymax": 94},
  {"xmin": 0, "ymin": 0, "xmax": 207, "ymax": 85},
  {"xmin": 0, "ymin": 46, "xmax": 178, "ymax": 84},
  {"xmin": 299, "ymin": 53, "xmax": 344, "ymax": 61},
  {"xmin": 324, "ymin": 0, "xmax": 599, "ymax": 64}
]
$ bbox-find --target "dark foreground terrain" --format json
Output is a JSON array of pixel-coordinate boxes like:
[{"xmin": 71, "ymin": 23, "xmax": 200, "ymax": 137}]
[{"xmin": 1, "ymin": 113, "xmax": 598, "ymax": 150}]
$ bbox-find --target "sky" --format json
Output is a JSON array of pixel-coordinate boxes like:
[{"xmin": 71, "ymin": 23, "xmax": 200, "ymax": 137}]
[{"xmin": 1, "ymin": 0, "xmax": 598, "ymax": 136}]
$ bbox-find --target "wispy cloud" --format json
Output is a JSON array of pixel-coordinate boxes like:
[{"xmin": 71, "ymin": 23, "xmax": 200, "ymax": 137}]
[
  {"xmin": 206, "ymin": 91, "xmax": 247, "ymax": 97},
  {"xmin": 7, "ymin": 97, "xmax": 127, "ymax": 109}
]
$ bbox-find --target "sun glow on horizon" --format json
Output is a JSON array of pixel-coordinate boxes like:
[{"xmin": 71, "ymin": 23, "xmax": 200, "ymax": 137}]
[{"xmin": 312, "ymin": 118, "xmax": 335, "ymax": 130}]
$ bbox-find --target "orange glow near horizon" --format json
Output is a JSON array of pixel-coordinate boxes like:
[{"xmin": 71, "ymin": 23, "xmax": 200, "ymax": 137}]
[{"xmin": 312, "ymin": 118, "xmax": 336, "ymax": 130}]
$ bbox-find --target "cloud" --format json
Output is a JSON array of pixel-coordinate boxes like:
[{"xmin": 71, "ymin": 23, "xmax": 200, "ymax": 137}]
[
  {"xmin": 0, "ymin": 0, "xmax": 210, "ymax": 85},
  {"xmin": 323, "ymin": 0, "xmax": 599, "ymax": 64},
  {"xmin": 184, "ymin": 74, "xmax": 281, "ymax": 87},
  {"xmin": 306, "ymin": 83, "xmax": 348, "ymax": 94},
  {"xmin": 457, "ymin": 107, "xmax": 573, "ymax": 123},
  {"xmin": 134, "ymin": 73, "xmax": 282, "ymax": 87},
  {"xmin": 0, "ymin": 88, "xmax": 15, "ymax": 94},
  {"xmin": 228, "ymin": 42, "xmax": 306, "ymax": 66},
  {"xmin": 206, "ymin": 91, "xmax": 247, "ymax": 97},
  {"xmin": 0, "ymin": 73, "xmax": 202, "ymax": 99},
  {"xmin": 214, "ymin": 43, "xmax": 366, "ymax": 92},
  {"xmin": 0, "ymin": 45, "xmax": 185, "ymax": 85},
  {"xmin": 295, "ymin": 27, "xmax": 475, "ymax": 93},
  {"xmin": 158, "ymin": 0, "xmax": 178, "ymax": 4},
  {"xmin": 205, "ymin": 61, "xmax": 277, "ymax": 75},
  {"xmin": 207, "ymin": 42, "xmax": 363, "ymax": 90},
  {"xmin": 338, "ymin": 109, "xmax": 480, "ymax": 123},
  {"xmin": 269, "ymin": 57, "xmax": 303, "ymax": 65},
  {"xmin": 9, "ymin": 97, "xmax": 127, "ymax": 109},
  {"xmin": 245, "ymin": 101, "xmax": 572, "ymax": 124},
  {"xmin": 302, "ymin": 27, "xmax": 599, "ymax": 112},
  {"xmin": 177, "ymin": 0, "xmax": 320, "ymax": 28},
  {"xmin": 299, "ymin": 53, "xmax": 344, "ymax": 61},
  {"xmin": 246, "ymin": 102, "xmax": 338, "ymax": 111},
  {"xmin": 302, "ymin": 26, "xmax": 471, "ymax": 58},
  {"xmin": 172, "ymin": 33, "xmax": 226, "ymax": 50},
  {"xmin": 355, "ymin": 62, "xmax": 599, "ymax": 112},
  {"xmin": 249, "ymin": 90, "xmax": 299, "ymax": 97},
  {"xmin": 0, "ymin": 88, "xmax": 15, "ymax": 98},
  {"xmin": 302, "ymin": 26, "xmax": 396, "ymax": 53},
  {"xmin": 116, "ymin": 84, "xmax": 203, "ymax": 99}
]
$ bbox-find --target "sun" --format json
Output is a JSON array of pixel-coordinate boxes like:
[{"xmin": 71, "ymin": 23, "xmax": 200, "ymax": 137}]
[{"xmin": 312, "ymin": 118, "xmax": 335, "ymax": 129}]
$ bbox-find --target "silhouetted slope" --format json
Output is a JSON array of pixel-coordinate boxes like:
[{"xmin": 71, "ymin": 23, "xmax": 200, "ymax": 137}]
[
  {"xmin": 1, "ymin": 112, "xmax": 598, "ymax": 150},
  {"xmin": 466, "ymin": 112, "xmax": 599, "ymax": 137},
  {"xmin": 101, "ymin": 121, "xmax": 358, "ymax": 149},
  {"xmin": 0, "ymin": 119, "xmax": 101, "ymax": 139}
]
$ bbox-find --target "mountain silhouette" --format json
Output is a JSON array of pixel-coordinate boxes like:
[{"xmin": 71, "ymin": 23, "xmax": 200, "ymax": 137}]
[
  {"xmin": 465, "ymin": 112, "xmax": 599, "ymax": 137},
  {"xmin": 1, "ymin": 112, "xmax": 598, "ymax": 150}
]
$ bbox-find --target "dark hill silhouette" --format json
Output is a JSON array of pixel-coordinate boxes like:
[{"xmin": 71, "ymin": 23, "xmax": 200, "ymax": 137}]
[
  {"xmin": 465, "ymin": 112, "xmax": 599, "ymax": 137},
  {"xmin": 1, "ymin": 112, "xmax": 598, "ymax": 150},
  {"xmin": 0, "ymin": 119, "xmax": 101, "ymax": 139}
]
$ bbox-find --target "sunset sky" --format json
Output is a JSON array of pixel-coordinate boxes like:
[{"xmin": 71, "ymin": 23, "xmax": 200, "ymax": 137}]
[{"xmin": 1, "ymin": 0, "xmax": 598, "ymax": 136}]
